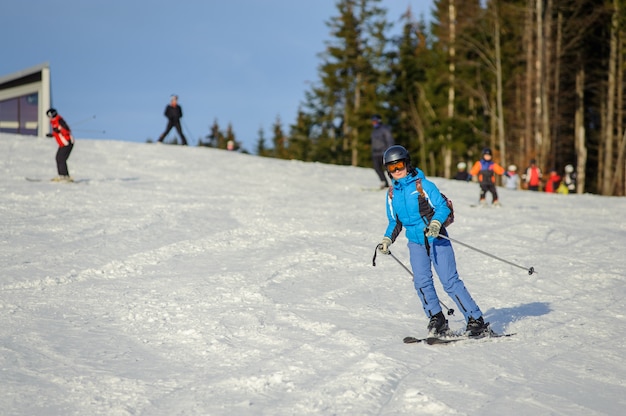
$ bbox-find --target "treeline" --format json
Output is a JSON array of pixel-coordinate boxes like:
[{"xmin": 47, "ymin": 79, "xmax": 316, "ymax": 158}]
[{"xmin": 210, "ymin": 0, "xmax": 626, "ymax": 196}]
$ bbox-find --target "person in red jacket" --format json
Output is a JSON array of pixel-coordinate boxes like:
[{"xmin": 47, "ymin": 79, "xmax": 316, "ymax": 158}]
[
  {"xmin": 46, "ymin": 108, "xmax": 75, "ymax": 182},
  {"xmin": 469, "ymin": 148, "xmax": 508, "ymax": 206},
  {"xmin": 523, "ymin": 159, "xmax": 542, "ymax": 191},
  {"xmin": 544, "ymin": 170, "xmax": 562, "ymax": 193}
]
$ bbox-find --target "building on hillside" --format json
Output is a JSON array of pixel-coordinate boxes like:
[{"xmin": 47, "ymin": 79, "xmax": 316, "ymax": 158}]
[{"xmin": 0, "ymin": 62, "xmax": 51, "ymax": 136}]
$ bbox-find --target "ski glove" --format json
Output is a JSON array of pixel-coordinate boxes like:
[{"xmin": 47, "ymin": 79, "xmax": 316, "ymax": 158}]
[
  {"xmin": 379, "ymin": 237, "xmax": 392, "ymax": 254},
  {"xmin": 425, "ymin": 220, "xmax": 442, "ymax": 238}
]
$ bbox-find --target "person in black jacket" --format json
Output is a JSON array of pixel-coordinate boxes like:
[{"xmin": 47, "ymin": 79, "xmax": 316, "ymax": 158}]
[
  {"xmin": 370, "ymin": 114, "xmax": 394, "ymax": 189},
  {"xmin": 157, "ymin": 95, "xmax": 187, "ymax": 145}
]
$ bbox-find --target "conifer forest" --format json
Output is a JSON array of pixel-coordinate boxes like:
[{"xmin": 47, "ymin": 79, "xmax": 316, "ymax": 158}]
[{"xmin": 220, "ymin": 0, "xmax": 626, "ymax": 196}]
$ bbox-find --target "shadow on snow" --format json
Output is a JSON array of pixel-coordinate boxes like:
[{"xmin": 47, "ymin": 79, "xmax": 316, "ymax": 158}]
[{"xmin": 484, "ymin": 301, "xmax": 551, "ymax": 333}]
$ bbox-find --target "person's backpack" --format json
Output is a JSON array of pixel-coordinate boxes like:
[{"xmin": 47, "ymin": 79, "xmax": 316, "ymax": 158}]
[{"xmin": 388, "ymin": 178, "xmax": 455, "ymax": 228}]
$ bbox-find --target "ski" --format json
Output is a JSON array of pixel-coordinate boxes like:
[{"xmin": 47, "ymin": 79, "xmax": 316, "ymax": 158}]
[
  {"xmin": 403, "ymin": 336, "xmax": 426, "ymax": 344},
  {"xmin": 469, "ymin": 203, "xmax": 502, "ymax": 208},
  {"xmin": 25, "ymin": 177, "xmax": 81, "ymax": 183},
  {"xmin": 425, "ymin": 331, "xmax": 515, "ymax": 345},
  {"xmin": 404, "ymin": 331, "xmax": 515, "ymax": 345}
]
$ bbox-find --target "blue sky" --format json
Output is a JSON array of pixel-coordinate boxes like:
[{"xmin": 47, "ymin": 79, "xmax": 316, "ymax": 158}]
[{"xmin": 1, "ymin": 1, "xmax": 432, "ymax": 151}]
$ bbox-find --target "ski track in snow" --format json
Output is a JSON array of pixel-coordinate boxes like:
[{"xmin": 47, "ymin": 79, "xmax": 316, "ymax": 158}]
[{"xmin": 1, "ymin": 134, "xmax": 626, "ymax": 415}]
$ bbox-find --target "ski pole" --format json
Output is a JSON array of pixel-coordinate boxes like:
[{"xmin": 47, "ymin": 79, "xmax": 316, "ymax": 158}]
[
  {"xmin": 373, "ymin": 244, "xmax": 455, "ymax": 316},
  {"xmin": 437, "ymin": 234, "xmax": 536, "ymax": 275},
  {"xmin": 182, "ymin": 120, "xmax": 196, "ymax": 146},
  {"xmin": 72, "ymin": 115, "xmax": 97, "ymax": 126},
  {"xmin": 73, "ymin": 128, "xmax": 106, "ymax": 134}
]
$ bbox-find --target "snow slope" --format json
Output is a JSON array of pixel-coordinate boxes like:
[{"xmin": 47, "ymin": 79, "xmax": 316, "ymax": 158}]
[{"xmin": 1, "ymin": 133, "xmax": 625, "ymax": 415}]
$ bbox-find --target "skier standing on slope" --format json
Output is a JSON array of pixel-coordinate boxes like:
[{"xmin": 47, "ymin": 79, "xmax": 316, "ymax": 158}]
[
  {"xmin": 469, "ymin": 147, "xmax": 508, "ymax": 206},
  {"xmin": 503, "ymin": 165, "xmax": 520, "ymax": 190},
  {"xmin": 523, "ymin": 159, "xmax": 542, "ymax": 191},
  {"xmin": 157, "ymin": 94, "xmax": 188, "ymax": 145},
  {"xmin": 377, "ymin": 145, "xmax": 489, "ymax": 337},
  {"xmin": 370, "ymin": 114, "xmax": 394, "ymax": 189},
  {"xmin": 563, "ymin": 164, "xmax": 577, "ymax": 193},
  {"xmin": 46, "ymin": 108, "xmax": 74, "ymax": 182}
]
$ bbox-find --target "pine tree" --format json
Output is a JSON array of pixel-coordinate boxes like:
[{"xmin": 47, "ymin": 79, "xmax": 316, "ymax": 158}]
[
  {"xmin": 388, "ymin": 9, "xmax": 433, "ymax": 171},
  {"xmin": 302, "ymin": 0, "xmax": 391, "ymax": 167},
  {"xmin": 426, "ymin": 0, "xmax": 486, "ymax": 177},
  {"xmin": 288, "ymin": 109, "xmax": 315, "ymax": 161},
  {"xmin": 256, "ymin": 127, "xmax": 270, "ymax": 157},
  {"xmin": 201, "ymin": 119, "xmax": 222, "ymax": 148},
  {"xmin": 271, "ymin": 115, "xmax": 289, "ymax": 159}
]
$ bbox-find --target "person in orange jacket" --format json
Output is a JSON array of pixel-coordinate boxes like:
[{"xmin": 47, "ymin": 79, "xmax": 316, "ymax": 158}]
[
  {"xmin": 469, "ymin": 148, "xmax": 508, "ymax": 206},
  {"xmin": 46, "ymin": 108, "xmax": 75, "ymax": 182}
]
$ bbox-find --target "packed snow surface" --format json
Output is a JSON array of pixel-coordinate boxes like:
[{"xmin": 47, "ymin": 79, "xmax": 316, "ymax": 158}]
[{"xmin": 1, "ymin": 133, "xmax": 625, "ymax": 415}]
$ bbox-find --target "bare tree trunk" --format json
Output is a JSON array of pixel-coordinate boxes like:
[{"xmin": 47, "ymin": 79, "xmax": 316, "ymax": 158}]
[
  {"xmin": 409, "ymin": 84, "xmax": 436, "ymax": 171},
  {"xmin": 575, "ymin": 65, "xmax": 587, "ymax": 194},
  {"xmin": 351, "ymin": 72, "xmax": 361, "ymax": 166},
  {"xmin": 408, "ymin": 93, "xmax": 427, "ymax": 170},
  {"xmin": 524, "ymin": 0, "xmax": 534, "ymax": 160},
  {"xmin": 494, "ymin": 2, "xmax": 506, "ymax": 167},
  {"xmin": 342, "ymin": 92, "xmax": 350, "ymax": 156},
  {"xmin": 535, "ymin": 0, "xmax": 544, "ymax": 168},
  {"xmin": 614, "ymin": 128, "xmax": 626, "ymax": 195},
  {"xmin": 516, "ymin": 74, "xmax": 524, "ymax": 170},
  {"xmin": 491, "ymin": 87, "xmax": 497, "ymax": 151},
  {"xmin": 598, "ymin": 97, "xmax": 606, "ymax": 192},
  {"xmin": 552, "ymin": 10, "xmax": 562, "ymax": 168},
  {"xmin": 445, "ymin": 0, "xmax": 456, "ymax": 178},
  {"xmin": 603, "ymin": 0, "xmax": 618, "ymax": 194},
  {"xmin": 615, "ymin": 35, "xmax": 624, "ymax": 195},
  {"xmin": 540, "ymin": 0, "xmax": 552, "ymax": 170}
]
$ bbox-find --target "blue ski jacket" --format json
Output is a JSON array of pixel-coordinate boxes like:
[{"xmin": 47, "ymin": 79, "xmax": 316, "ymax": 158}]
[{"xmin": 384, "ymin": 169, "xmax": 451, "ymax": 246}]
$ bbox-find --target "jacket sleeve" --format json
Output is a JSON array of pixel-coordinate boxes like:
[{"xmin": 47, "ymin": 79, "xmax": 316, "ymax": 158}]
[
  {"xmin": 469, "ymin": 161, "xmax": 481, "ymax": 176},
  {"xmin": 494, "ymin": 163, "xmax": 505, "ymax": 175},
  {"xmin": 422, "ymin": 179, "xmax": 451, "ymax": 226},
  {"xmin": 384, "ymin": 193, "xmax": 403, "ymax": 242},
  {"xmin": 59, "ymin": 117, "xmax": 71, "ymax": 132}
]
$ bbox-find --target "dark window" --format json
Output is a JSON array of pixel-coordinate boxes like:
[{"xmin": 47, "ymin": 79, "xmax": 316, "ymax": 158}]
[{"xmin": 0, "ymin": 92, "xmax": 38, "ymax": 135}]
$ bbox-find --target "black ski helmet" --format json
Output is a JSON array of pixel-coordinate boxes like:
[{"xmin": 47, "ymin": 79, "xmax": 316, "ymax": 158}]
[
  {"xmin": 383, "ymin": 145, "xmax": 414, "ymax": 178},
  {"xmin": 482, "ymin": 147, "xmax": 492, "ymax": 156},
  {"xmin": 46, "ymin": 108, "xmax": 57, "ymax": 118},
  {"xmin": 383, "ymin": 144, "xmax": 411, "ymax": 165},
  {"xmin": 383, "ymin": 145, "xmax": 410, "ymax": 166}
]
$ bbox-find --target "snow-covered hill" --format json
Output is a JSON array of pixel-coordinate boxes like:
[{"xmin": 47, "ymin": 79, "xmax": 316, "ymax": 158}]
[{"xmin": 1, "ymin": 133, "xmax": 625, "ymax": 415}]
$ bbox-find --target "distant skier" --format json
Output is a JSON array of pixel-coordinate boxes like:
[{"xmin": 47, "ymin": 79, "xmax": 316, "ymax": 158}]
[
  {"xmin": 503, "ymin": 165, "xmax": 520, "ymax": 190},
  {"xmin": 454, "ymin": 162, "xmax": 470, "ymax": 181},
  {"xmin": 523, "ymin": 159, "xmax": 542, "ymax": 191},
  {"xmin": 544, "ymin": 169, "xmax": 562, "ymax": 193},
  {"xmin": 46, "ymin": 108, "xmax": 74, "ymax": 182},
  {"xmin": 157, "ymin": 94, "xmax": 188, "ymax": 145},
  {"xmin": 563, "ymin": 164, "xmax": 577, "ymax": 193},
  {"xmin": 469, "ymin": 148, "xmax": 508, "ymax": 206},
  {"xmin": 370, "ymin": 114, "xmax": 394, "ymax": 189}
]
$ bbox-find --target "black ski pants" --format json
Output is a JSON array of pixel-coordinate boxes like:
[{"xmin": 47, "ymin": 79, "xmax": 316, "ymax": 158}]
[
  {"xmin": 372, "ymin": 152, "xmax": 388, "ymax": 185},
  {"xmin": 56, "ymin": 143, "xmax": 73, "ymax": 176},
  {"xmin": 158, "ymin": 120, "xmax": 187, "ymax": 145},
  {"xmin": 479, "ymin": 183, "xmax": 499, "ymax": 202}
]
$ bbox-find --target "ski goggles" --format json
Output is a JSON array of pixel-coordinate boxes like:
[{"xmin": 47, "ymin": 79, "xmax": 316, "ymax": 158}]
[{"xmin": 386, "ymin": 160, "xmax": 406, "ymax": 173}]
